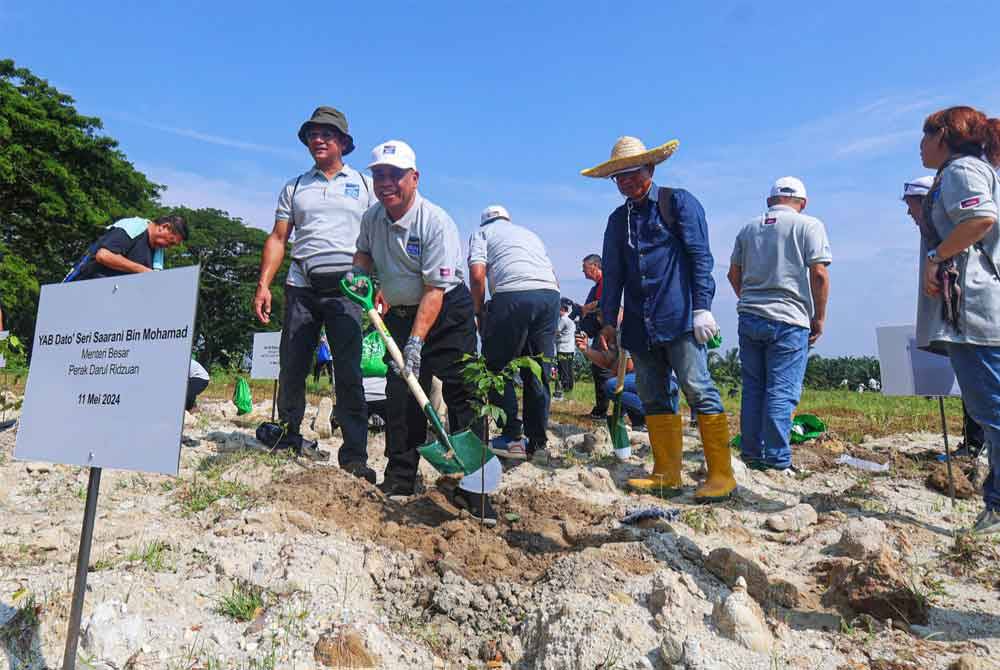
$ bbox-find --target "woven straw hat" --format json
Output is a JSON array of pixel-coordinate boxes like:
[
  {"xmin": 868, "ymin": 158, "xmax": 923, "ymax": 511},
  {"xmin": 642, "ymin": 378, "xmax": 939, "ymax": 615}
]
[{"xmin": 580, "ymin": 136, "xmax": 680, "ymax": 178}]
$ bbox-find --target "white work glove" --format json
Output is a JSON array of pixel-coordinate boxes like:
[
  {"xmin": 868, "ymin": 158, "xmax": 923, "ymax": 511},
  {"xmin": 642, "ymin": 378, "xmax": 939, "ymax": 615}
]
[
  {"xmin": 391, "ymin": 335, "xmax": 424, "ymax": 379},
  {"xmin": 692, "ymin": 310, "xmax": 719, "ymax": 345}
]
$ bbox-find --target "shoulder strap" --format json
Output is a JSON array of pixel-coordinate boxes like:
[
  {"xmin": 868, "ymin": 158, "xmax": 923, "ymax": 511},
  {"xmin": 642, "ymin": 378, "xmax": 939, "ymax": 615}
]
[
  {"xmin": 656, "ymin": 187, "xmax": 681, "ymax": 239},
  {"xmin": 288, "ymin": 175, "xmax": 303, "ymax": 229}
]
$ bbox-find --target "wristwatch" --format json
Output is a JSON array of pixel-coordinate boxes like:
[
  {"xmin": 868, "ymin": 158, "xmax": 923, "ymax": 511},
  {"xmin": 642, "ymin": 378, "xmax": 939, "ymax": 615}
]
[{"xmin": 927, "ymin": 248, "xmax": 941, "ymax": 264}]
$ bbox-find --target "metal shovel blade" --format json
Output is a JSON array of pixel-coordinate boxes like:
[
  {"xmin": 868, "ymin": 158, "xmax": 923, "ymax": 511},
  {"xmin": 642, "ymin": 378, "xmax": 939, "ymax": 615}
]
[{"xmin": 418, "ymin": 428, "xmax": 495, "ymax": 476}]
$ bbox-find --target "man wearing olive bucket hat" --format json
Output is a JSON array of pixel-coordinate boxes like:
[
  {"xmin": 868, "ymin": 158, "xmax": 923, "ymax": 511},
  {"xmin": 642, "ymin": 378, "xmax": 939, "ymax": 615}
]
[{"xmin": 582, "ymin": 137, "xmax": 736, "ymax": 501}]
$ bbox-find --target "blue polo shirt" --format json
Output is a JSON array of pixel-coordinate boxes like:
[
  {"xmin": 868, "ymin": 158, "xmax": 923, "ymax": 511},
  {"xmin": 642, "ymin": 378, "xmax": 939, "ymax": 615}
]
[{"xmin": 600, "ymin": 183, "xmax": 716, "ymax": 352}]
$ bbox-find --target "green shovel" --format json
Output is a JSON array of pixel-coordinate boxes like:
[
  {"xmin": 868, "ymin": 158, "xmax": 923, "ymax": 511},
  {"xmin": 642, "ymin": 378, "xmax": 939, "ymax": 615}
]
[
  {"xmin": 608, "ymin": 330, "xmax": 631, "ymax": 459},
  {"xmin": 340, "ymin": 275, "xmax": 491, "ymax": 476}
]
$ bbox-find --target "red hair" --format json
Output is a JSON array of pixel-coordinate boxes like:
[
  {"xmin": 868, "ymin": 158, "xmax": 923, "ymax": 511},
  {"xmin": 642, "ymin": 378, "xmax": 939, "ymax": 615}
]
[{"xmin": 924, "ymin": 106, "xmax": 1000, "ymax": 168}]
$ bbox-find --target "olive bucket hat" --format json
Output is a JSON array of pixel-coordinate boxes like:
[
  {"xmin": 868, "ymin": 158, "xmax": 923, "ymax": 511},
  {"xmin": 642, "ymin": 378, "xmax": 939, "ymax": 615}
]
[{"xmin": 297, "ymin": 106, "xmax": 355, "ymax": 155}]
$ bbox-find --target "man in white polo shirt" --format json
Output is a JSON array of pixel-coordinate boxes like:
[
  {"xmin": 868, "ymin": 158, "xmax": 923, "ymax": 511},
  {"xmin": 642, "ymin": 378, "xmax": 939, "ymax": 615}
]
[
  {"xmin": 468, "ymin": 205, "xmax": 560, "ymax": 459},
  {"xmin": 727, "ymin": 176, "xmax": 832, "ymax": 472},
  {"xmin": 351, "ymin": 140, "xmax": 500, "ymax": 525},
  {"xmin": 253, "ymin": 106, "xmax": 376, "ymax": 478}
]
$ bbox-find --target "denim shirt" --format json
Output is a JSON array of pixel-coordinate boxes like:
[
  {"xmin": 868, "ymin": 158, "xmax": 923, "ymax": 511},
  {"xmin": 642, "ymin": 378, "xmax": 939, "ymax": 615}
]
[{"xmin": 600, "ymin": 183, "xmax": 716, "ymax": 352}]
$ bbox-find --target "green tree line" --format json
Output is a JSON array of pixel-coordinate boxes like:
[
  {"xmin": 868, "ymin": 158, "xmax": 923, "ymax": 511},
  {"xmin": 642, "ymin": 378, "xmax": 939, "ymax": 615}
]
[
  {"xmin": 0, "ymin": 59, "xmax": 287, "ymax": 367},
  {"xmin": 708, "ymin": 348, "xmax": 881, "ymax": 391}
]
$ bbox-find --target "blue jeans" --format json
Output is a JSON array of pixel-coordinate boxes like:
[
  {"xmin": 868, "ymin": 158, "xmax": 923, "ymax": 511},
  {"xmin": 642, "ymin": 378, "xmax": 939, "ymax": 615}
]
[
  {"xmin": 946, "ymin": 343, "xmax": 1000, "ymax": 511},
  {"xmin": 604, "ymin": 372, "xmax": 679, "ymax": 420},
  {"xmin": 632, "ymin": 333, "xmax": 723, "ymax": 416},
  {"xmin": 737, "ymin": 313, "xmax": 810, "ymax": 468}
]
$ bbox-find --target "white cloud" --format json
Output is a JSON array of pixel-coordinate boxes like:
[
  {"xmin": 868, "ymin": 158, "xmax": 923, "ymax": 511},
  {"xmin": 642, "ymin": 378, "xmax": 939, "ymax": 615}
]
[
  {"xmin": 139, "ymin": 163, "xmax": 279, "ymax": 232},
  {"xmin": 112, "ymin": 115, "xmax": 300, "ymax": 160}
]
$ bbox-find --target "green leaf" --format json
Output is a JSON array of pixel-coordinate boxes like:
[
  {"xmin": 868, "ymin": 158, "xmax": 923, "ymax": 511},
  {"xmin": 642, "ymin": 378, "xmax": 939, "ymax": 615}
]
[{"xmin": 505, "ymin": 513, "xmax": 520, "ymax": 522}]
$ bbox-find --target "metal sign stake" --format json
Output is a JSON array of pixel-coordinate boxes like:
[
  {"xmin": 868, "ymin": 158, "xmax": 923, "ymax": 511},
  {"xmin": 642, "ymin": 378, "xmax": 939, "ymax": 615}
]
[
  {"xmin": 62, "ymin": 466, "xmax": 102, "ymax": 670},
  {"xmin": 938, "ymin": 396, "xmax": 956, "ymax": 508},
  {"xmin": 271, "ymin": 379, "xmax": 278, "ymax": 422}
]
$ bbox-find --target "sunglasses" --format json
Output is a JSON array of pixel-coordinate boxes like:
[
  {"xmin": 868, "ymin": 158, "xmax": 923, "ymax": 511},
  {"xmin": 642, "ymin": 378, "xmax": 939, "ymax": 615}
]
[
  {"xmin": 611, "ymin": 169, "xmax": 644, "ymax": 183},
  {"xmin": 371, "ymin": 167, "xmax": 413, "ymax": 183},
  {"xmin": 305, "ymin": 128, "xmax": 340, "ymax": 142}
]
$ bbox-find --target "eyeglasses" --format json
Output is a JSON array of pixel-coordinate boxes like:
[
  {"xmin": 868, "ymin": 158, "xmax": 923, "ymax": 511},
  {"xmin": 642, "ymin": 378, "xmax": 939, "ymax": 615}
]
[
  {"xmin": 305, "ymin": 128, "xmax": 339, "ymax": 142},
  {"xmin": 371, "ymin": 167, "xmax": 412, "ymax": 183}
]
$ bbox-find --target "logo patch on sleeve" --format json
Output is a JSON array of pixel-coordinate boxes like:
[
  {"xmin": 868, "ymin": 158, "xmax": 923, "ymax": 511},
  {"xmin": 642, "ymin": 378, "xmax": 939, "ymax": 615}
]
[
  {"xmin": 405, "ymin": 236, "xmax": 421, "ymax": 257},
  {"xmin": 439, "ymin": 268, "xmax": 452, "ymax": 277},
  {"xmin": 960, "ymin": 196, "xmax": 982, "ymax": 209},
  {"xmin": 764, "ymin": 217, "xmax": 777, "ymax": 225}
]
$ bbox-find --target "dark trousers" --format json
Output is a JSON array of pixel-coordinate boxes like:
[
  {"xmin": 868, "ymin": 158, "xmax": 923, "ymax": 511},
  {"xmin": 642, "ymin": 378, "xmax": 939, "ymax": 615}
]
[
  {"xmin": 591, "ymin": 362, "xmax": 613, "ymax": 413},
  {"xmin": 313, "ymin": 360, "xmax": 333, "ymax": 385},
  {"xmin": 278, "ymin": 285, "xmax": 367, "ymax": 466},
  {"xmin": 964, "ymin": 401, "xmax": 985, "ymax": 449},
  {"xmin": 383, "ymin": 284, "xmax": 482, "ymax": 488},
  {"xmin": 482, "ymin": 289, "xmax": 560, "ymax": 445},
  {"xmin": 557, "ymin": 353, "xmax": 575, "ymax": 392},
  {"xmin": 186, "ymin": 377, "xmax": 209, "ymax": 411}
]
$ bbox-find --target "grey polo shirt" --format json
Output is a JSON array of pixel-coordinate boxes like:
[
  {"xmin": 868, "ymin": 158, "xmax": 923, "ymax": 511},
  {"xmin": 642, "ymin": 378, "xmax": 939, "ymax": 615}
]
[
  {"xmin": 275, "ymin": 164, "xmax": 375, "ymax": 287},
  {"xmin": 918, "ymin": 155, "xmax": 1000, "ymax": 348},
  {"xmin": 357, "ymin": 192, "xmax": 465, "ymax": 306},
  {"xmin": 467, "ymin": 220, "xmax": 558, "ymax": 295},
  {"xmin": 730, "ymin": 204, "xmax": 832, "ymax": 329}
]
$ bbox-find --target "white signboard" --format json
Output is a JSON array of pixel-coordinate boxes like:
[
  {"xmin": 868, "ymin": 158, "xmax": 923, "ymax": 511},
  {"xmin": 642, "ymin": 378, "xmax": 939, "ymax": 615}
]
[
  {"xmin": 876, "ymin": 325, "xmax": 960, "ymax": 397},
  {"xmin": 15, "ymin": 267, "xmax": 200, "ymax": 475},
  {"xmin": 251, "ymin": 331, "xmax": 281, "ymax": 380},
  {"xmin": 0, "ymin": 331, "xmax": 7, "ymax": 369}
]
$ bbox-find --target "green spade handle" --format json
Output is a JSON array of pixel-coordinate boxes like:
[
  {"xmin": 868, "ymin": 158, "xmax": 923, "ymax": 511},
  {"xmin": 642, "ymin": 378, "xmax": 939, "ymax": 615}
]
[{"xmin": 340, "ymin": 274, "xmax": 375, "ymax": 311}]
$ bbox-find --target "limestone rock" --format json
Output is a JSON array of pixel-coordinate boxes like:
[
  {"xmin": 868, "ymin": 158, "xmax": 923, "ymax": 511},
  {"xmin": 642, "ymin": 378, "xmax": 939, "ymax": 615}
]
[
  {"xmin": 765, "ymin": 503, "xmax": 818, "ymax": 532},
  {"xmin": 950, "ymin": 655, "xmax": 987, "ymax": 670},
  {"xmin": 711, "ymin": 577, "xmax": 773, "ymax": 653},
  {"xmin": 25, "ymin": 462, "xmax": 51, "ymax": 475},
  {"xmin": 80, "ymin": 600, "xmax": 147, "ymax": 668},
  {"xmin": 648, "ymin": 570, "xmax": 693, "ymax": 616},
  {"xmin": 820, "ymin": 550, "xmax": 929, "ymax": 624},
  {"xmin": 315, "ymin": 397, "xmax": 334, "ymax": 439},
  {"xmin": 834, "ymin": 517, "xmax": 887, "ymax": 559},
  {"xmin": 659, "ymin": 627, "xmax": 686, "ymax": 664},
  {"xmin": 35, "ymin": 527, "xmax": 62, "ymax": 551},
  {"xmin": 705, "ymin": 547, "xmax": 799, "ymax": 608}
]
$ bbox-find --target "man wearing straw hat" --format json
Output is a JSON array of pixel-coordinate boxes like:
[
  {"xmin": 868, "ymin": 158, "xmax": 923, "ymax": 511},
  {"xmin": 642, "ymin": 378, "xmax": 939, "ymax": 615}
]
[
  {"xmin": 581, "ymin": 137, "xmax": 736, "ymax": 501},
  {"xmin": 351, "ymin": 140, "xmax": 501, "ymax": 525}
]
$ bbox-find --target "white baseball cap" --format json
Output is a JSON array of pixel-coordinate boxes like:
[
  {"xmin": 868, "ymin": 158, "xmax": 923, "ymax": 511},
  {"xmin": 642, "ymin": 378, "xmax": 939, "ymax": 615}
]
[
  {"xmin": 769, "ymin": 176, "xmax": 807, "ymax": 200},
  {"xmin": 480, "ymin": 205, "xmax": 511, "ymax": 225},
  {"xmin": 368, "ymin": 140, "xmax": 417, "ymax": 171},
  {"xmin": 901, "ymin": 175, "xmax": 934, "ymax": 200}
]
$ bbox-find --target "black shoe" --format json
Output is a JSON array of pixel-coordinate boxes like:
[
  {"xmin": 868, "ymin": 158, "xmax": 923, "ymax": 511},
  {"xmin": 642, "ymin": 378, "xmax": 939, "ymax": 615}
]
[
  {"xmin": 455, "ymin": 489, "xmax": 498, "ymax": 527},
  {"xmin": 342, "ymin": 461, "xmax": 376, "ymax": 485},
  {"xmin": 378, "ymin": 480, "xmax": 415, "ymax": 499},
  {"xmin": 294, "ymin": 439, "xmax": 330, "ymax": 462},
  {"xmin": 588, "ymin": 407, "xmax": 606, "ymax": 421}
]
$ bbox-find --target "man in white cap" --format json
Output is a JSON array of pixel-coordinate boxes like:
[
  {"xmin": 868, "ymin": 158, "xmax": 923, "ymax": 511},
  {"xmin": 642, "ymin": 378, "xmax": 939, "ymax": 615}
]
[
  {"xmin": 468, "ymin": 205, "xmax": 560, "ymax": 459},
  {"xmin": 727, "ymin": 177, "xmax": 832, "ymax": 472},
  {"xmin": 252, "ymin": 106, "xmax": 376, "ymax": 473},
  {"xmin": 350, "ymin": 140, "xmax": 500, "ymax": 525},
  {"xmin": 581, "ymin": 136, "xmax": 735, "ymax": 502}
]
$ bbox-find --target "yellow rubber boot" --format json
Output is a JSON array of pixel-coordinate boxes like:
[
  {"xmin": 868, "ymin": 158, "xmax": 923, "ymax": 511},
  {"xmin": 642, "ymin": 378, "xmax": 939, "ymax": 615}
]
[
  {"xmin": 694, "ymin": 413, "xmax": 737, "ymax": 502},
  {"xmin": 627, "ymin": 413, "xmax": 683, "ymax": 492}
]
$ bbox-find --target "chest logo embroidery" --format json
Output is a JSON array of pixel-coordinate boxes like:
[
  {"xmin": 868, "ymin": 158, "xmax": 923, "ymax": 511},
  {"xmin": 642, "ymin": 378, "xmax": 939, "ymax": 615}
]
[
  {"xmin": 345, "ymin": 183, "xmax": 360, "ymax": 199},
  {"xmin": 405, "ymin": 236, "xmax": 421, "ymax": 257}
]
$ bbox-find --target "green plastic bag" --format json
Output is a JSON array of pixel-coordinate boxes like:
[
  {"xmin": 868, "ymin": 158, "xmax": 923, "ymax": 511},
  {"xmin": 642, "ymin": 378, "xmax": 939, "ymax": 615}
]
[
  {"xmin": 729, "ymin": 413, "xmax": 827, "ymax": 448},
  {"xmin": 361, "ymin": 330, "xmax": 388, "ymax": 377},
  {"xmin": 233, "ymin": 377, "xmax": 253, "ymax": 416}
]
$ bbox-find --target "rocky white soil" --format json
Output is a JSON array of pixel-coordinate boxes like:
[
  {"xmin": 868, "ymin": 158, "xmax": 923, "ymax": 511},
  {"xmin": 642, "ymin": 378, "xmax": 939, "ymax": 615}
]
[{"xmin": 0, "ymin": 397, "xmax": 999, "ymax": 670}]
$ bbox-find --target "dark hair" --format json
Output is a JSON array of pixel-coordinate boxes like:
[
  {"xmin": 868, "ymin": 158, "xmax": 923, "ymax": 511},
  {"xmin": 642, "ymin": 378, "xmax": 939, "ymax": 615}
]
[
  {"xmin": 153, "ymin": 214, "xmax": 189, "ymax": 241},
  {"xmin": 582, "ymin": 254, "xmax": 602, "ymax": 268},
  {"xmin": 923, "ymin": 106, "xmax": 1000, "ymax": 168}
]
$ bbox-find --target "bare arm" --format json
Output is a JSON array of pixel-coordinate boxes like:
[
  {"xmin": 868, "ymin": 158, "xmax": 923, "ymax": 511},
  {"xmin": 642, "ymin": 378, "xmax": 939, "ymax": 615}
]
[
  {"xmin": 411, "ymin": 286, "xmax": 445, "ymax": 340},
  {"xmin": 575, "ymin": 332, "xmax": 615, "ymax": 369},
  {"xmin": 253, "ymin": 220, "xmax": 292, "ymax": 323},
  {"xmin": 469, "ymin": 263, "xmax": 487, "ymax": 316},
  {"xmin": 727, "ymin": 264, "xmax": 742, "ymax": 298},
  {"xmin": 936, "ymin": 216, "xmax": 997, "ymax": 259},
  {"xmin": 94, "ymin": 248, "xmax": 152, "ymax": 275},
  {"xmin": 808, "ymin": 262, "xmax": 830, "ymax": 345}
]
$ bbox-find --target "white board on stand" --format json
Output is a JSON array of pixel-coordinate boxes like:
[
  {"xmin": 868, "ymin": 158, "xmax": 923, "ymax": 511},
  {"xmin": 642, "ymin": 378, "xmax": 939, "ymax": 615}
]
[
  {"xmin": 876, "ymin": 325, "xmax": 960, "ymax": 397},
  {"xmin": 15, "ymin": 266, "xmax": 200, "ymax": 475},
  {"xmin": 250, "ymin": 331, "xmax": 281, "ymax": 380}
]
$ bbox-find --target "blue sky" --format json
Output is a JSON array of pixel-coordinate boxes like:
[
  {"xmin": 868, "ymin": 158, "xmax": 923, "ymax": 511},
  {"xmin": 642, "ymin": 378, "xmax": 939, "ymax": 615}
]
[{"xmin": 4, "ymin": 1, "xmax": 1000, "ymax": 355}]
